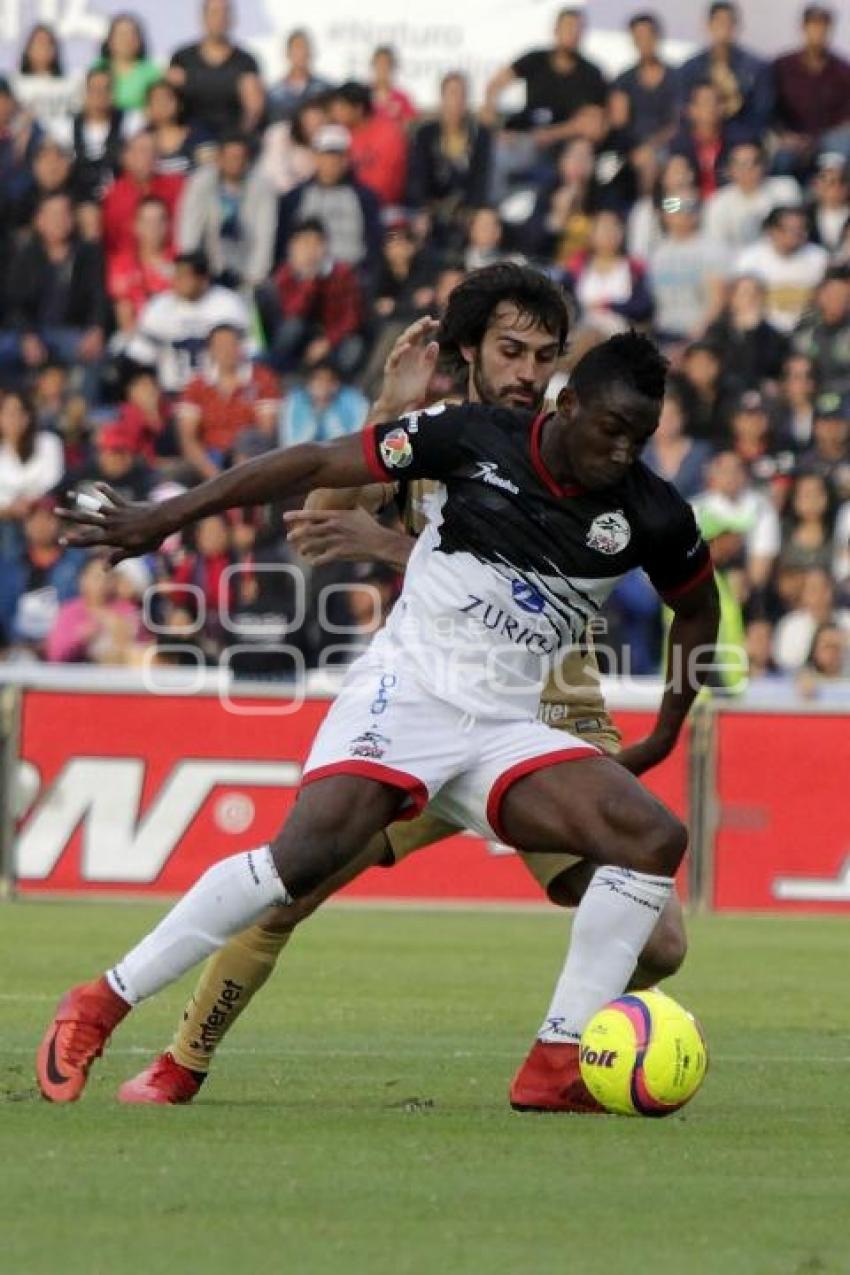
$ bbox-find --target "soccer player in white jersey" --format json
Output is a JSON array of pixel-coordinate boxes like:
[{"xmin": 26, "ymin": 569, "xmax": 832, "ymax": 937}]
[{"xmin": 38, "ymin": 279, "xmax": 719, "ymax": 1112}]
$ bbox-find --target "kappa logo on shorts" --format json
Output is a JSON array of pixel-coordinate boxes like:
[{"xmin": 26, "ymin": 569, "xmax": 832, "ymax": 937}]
[
  {"xmin": 586, "ymin": 510, "xmax": 631, "ymax": 555},
  {"xmin": 380, "ymin": 427, "xmax": 414, "ymax": 469},
  {"xmin": 349, "ymin": 730, "xmax": 391, "ymax": 760}
]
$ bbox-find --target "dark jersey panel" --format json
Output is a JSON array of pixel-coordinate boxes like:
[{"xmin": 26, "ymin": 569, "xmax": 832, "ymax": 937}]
[{"xmin": 368, "ymin": 403, "xmax": 711, "ymax": 603}]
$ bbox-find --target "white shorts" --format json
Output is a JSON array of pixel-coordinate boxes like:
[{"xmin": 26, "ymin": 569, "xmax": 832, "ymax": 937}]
[{"xmin": 301, "ymin": 647, "xmax": 599, "ymax": 843}]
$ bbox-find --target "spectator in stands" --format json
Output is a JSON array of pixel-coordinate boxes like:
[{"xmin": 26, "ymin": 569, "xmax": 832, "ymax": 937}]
[
  {"xmin": 464, "ymin": 207, "xmax": 511, "ymax": 272},
  {"xmin": 791, "ymin": 268, "xmax": 850, "ymax": 396},
  {"xmin": 694, "ymin": 450, "xmax": 781, "ymax": 591},
  {"xmin": 807, "ymin": 153, "xmax": 850, "ymax": 254},
  {"xmin": 677, "ymin": 340, "xmax": 732, "ymax": 442},
  {"xmin": 14, "ymin": 23, "xmax": 80, "ymax": 144},
  {"xmin": 407, "ymin": 73, "xmax": 491, "ymax": 250},
  {"xmin": 144, "ymin": 80, "xmax": 210, "ymax": 177},
  {"xmin": 773, "ymin": 566, "xmax": 850, "ymax": 669},
  {"xmin": 108, "ymin": 195, "xmax": 175, "ymax": 338},
  {"xmin": 771, "ymin": 353, "xmax": 817, "ymax": 449},
  {"xmin": 608, "ymin": 13, "xmax": 678, "ymax": 188},
  {"xmin": 678, "ymin": 1, "xmax": 772, "ymax": 133},
  {"xmin": 93, "ymin": 14, "xmax": 161, "ymax": 114},
  {"xmin": 772, "ymin": 5, "xmax": 850, "ymax": 176},
  {"xmin": 800, "ymin": 392, "xmax": 850, "ymax": 500},
  {"xmin": 0, "ymin": 77, "xmax": 43, "ymax": 221},
  {"xmin": 0, "ymin": 497, "xmax": 84, "ymax": 653},
  {"xmin": 643, "ymin": 380, "xmax": 711, "ymax": 500},
  {"xmin": 484, "ymin": 7, "xmax": 607, "ymax": 201},
  {"xmin": 705, "ymin": 274, "xmax": 789, "ymax": 394},
  {"xmin": 648, "ymin": 190, "xmax": 727, "ymax": 344},
  {"xmin": 627, "ymin": 152, "xmax": 698, "ymax": 261},
  {"xmin": 67, "ymin": 67, "xmax": 124, "ymax": 201},
  {"xmin": 370, "ymin": 46, "xmax": 417, "ymax": 127},
  {"xmin": 65, "ymin": 419, "xmax": 155, "ymax": 504},
  {"xmin": 0, "ymin": 390, "xmax": 64, "ymax": 556},
  {"xmin": 45, "ymin": 554, "xmax": 144, "ymax": 664},
  {"xmin": 170, "ymin": 512, "xmax": 233, "ymax": 657},
  {"xmin": 779, "ymin": 471, "xmax": 837, "ymax": 574},
  {"xmin": 329, "ymin": 81, "xmax": 407, "ymax": 208},
  {"xmin": 115, "ymin": 367, "xmax": 172, "ymax": 464},
  {"xmin": 736, "ymin": 206, "xmax": 828, "ymax": 334},
  {"xmin": 5, "ymin": 192, "xmax": 107, "ymax": 395},
  {"xmin": 261, "ymin": 95, "xmax": 324, "ymax": 196},
  {"xmin": 726, "ymin": 390, "xmax": 796, "ymax": 491},
  {"xmin": 278, "ymin": 362, "xmax": 368, "ymax": 446},
  {"xmin": 102, "ymin": 130, "xmax": 184, "ymax": 268},
  {"xmin": 373, "ymin": 215, "xmax": 435, "ymax": 323},
  {"xmin": 127, "ymin": 250, "xmax": 249, "ymax": 394},
  {"xmin": 524, "ymin": 135, "xmax": 600, "ymax": 263},
  {"xmin": 178, "ymin": 131, "xmax": 276, "ymax": 294},
  {"xmin": 262, "ymin": 218, "xmax": 365, "ymax": 376},
  {"xmin": 565, "ymin": 209, "xmax": 653, "ymax": 336},
  {"xmin": 177, "ymin": 324, "xmax": 280, "ymax": 479},
  {"xmin": 168, "ymin": 0, "xmax": 264, "ymax": 139},
  {"xmin": 704, "ymin": 142, "xmax": 801, "ymax": 251},
  {"xmin": 274, "ymin": 125, "xmax": 383, "ymax": 278},
  {"xmin": 670, "ymin": 79, "xmax": 743, "ymax": 200},
  {"xmin": 10, "ymin": 136, "xmax": 86, "ymax": 233},
  {"xmin": 267, "ymin": 29, "xmax": 330, "ymax": 125},
  {"xmin": 803, "ymin": 620, "xmax": 850, "ymax": 681}
]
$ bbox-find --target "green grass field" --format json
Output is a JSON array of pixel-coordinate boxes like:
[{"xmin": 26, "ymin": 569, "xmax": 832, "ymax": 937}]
[{"xmin": 2, "ymin": 902, "xmax": 850, "ymax": 1275}]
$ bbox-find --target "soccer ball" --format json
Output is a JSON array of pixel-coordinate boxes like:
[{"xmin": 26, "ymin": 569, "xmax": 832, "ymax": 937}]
[{"xmin": 579, "ymin": 990, "xmax": 708, "ymax": 1117}]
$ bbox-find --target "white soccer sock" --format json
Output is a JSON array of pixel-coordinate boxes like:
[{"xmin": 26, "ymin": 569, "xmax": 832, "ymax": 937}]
[
  {"xmin": 537, "ymin": 865, "xmax": 674, "ymax": 1044},
  {"xmin": 106, "ymin": 847, "xmax": 290, "ymax": 1005}
]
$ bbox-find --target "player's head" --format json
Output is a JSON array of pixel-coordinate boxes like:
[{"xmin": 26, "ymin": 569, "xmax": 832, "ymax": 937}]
[
  {"xmin": 556, "ymin": 332, "xmax": 668, "ymax": 490},
  {"xmin": 438, "ymin": 263, "xmax": 569, "ymax": 411}
]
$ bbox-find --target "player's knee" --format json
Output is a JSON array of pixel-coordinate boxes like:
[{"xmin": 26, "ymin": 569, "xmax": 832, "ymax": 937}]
[{"xmin": 639, "ymin": 810, "xmax": 688, "ymax": 878}]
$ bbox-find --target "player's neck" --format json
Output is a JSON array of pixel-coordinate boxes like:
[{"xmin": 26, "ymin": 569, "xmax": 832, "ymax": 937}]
[{"xmin": 538, "ymin": 413, "xmax": 578, "ymax": 485}]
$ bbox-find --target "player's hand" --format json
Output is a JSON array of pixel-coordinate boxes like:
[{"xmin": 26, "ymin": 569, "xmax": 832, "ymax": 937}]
[
  {"xmin": 284, "ymin": 507, "xmax": 406, "ymax": 567},
  {"xmin": 373, "ymin": 316, "xmax": 440, "ymax": 418},
  {"xmin": 57, "ymin": 484, "xmax": 174, "ymax": 566},
  {"xmin": 616, "ymin": 731, "xmax": 676, "ymax": 777}
]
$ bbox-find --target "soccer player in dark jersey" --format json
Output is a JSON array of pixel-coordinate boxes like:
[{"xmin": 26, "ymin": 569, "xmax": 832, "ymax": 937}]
[{"xmin": 38, "ymin": 313, "xmax": 719, "ymax": 1112}]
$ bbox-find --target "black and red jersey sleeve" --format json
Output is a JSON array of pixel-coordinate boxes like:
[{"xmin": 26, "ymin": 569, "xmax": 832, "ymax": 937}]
[
  {"xmin": 641, "ymin": 493, "xmax": 713, "ymax": 602},
  {"xmin": 361, "ymin": 404, "xmax": 472, "ymax": 483}
]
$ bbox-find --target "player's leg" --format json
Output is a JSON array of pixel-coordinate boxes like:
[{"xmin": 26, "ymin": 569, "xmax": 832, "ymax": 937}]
[
  {"xmin": 119, "ymin": 835, "xmax": 391, "ymax": 1104},
  {"xmin": 36, "ymin": 776, "xmax": 407, "ymax": 1103}
]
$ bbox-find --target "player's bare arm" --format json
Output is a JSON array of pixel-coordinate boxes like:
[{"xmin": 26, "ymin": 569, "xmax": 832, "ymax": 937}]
[{"xmin": 617, "ymin": 574, "xmax": 720, "ymax": 777}]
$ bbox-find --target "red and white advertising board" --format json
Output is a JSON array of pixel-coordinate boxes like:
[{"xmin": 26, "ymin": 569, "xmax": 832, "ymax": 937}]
[
  {"xmin": 14, "ymin": 688, "xmax": 687, "ymax": 903},
  {"xmin": 711, "ymin": 709, "xmax": 850, "ymax": 913}
]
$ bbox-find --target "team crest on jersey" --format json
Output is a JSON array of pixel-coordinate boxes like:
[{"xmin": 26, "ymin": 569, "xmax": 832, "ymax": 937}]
[
  {"xmin": 380, "ymin": 428, "xmax": 414, "ymax": 469},
  {"xmin": 586, "ymin": 510, "xmax": 631, "ymax": 555}
]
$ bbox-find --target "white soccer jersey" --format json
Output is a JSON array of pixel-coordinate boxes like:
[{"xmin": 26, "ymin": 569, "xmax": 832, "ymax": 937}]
[{"xmin": 128, "ymin": 286, "xmax": 251, "ymax": 393}]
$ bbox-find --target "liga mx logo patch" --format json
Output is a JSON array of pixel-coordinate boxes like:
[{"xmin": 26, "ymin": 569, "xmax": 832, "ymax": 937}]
[
  {"xmin": 586, "ymin": 510, "xmax": 631, "ymax": 555},
  {"xmin": 380, "ymin": 427, "xmax": 413, "ymax": 469}
]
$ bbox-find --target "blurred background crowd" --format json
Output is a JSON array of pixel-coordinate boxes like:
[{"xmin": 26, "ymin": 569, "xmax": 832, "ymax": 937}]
[{"xmin": 1, "ymin": 0, "xmax": 849, "ymax": 694}]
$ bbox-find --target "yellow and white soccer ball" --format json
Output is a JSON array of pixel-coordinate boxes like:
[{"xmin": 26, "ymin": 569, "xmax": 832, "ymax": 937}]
[{"xmin": 579, "ymin": 990, "xmax": 708, "ymax": 1117}]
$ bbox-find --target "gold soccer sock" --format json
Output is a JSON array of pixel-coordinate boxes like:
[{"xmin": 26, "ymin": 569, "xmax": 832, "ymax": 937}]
[{"xmin": 170, "ymin": 923, "xmax": 292, "ymax": 1073}]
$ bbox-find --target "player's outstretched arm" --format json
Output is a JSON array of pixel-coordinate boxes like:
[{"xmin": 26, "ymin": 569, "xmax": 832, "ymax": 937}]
[
  {"xmin": 57, "ymin": 435, "xmax": 377, "ymax": 565},
  {"xmin": 618, "ymin": 574, "xmax": 720, "ymax": 777}
]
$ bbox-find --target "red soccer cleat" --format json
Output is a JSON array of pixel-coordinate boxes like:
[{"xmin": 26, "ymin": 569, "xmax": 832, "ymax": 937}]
[
  {"xmin": 118, "ymin": 1052, "xmax": 205, "ymax": 1105},
  {"xmin": 36, "ymin": 978, "xmax": 130, "ymax": 1103},
  {"xmin": 509, "ymin": 1040, "xmax": 607, "ymax": 1114}
]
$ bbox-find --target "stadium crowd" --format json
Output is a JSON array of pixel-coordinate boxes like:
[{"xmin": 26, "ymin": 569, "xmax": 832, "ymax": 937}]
[{"xmin": 0, "ymin": 0, "xmax": 849, "ymax": 693}]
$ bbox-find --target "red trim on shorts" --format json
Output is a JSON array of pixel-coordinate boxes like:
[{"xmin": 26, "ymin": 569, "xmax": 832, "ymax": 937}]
[
  {"xmin": 300, "ymin": 761, "xmax": 429, "ymax": 821},
  {"xmin": 529, "ymin": 412, "xmax": 582, "ymax": 498},
  {"xmin": 486, "ymin": 746, "xmax": 599, "ymax": 844},
  {"xmin": 361, "ymin": 423, "xmax": 389, "ymax": 482},
  {"xmin": 660, "ymin": 558, "xmax": 714, "ymax": 602}
]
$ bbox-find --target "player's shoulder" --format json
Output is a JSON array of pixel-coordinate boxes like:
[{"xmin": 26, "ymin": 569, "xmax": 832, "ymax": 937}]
[{"xmin": 622, "ymin": 461, "xmax": 694, "ymax": 524}]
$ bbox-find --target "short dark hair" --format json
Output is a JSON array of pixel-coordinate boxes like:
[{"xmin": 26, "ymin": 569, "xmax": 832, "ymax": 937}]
[
  {"xmin": 372, "ymin": 44, "xmax": 397, "ymax": 66},
  {"xmin": 689, "ymin": 77, "xmax": 720, "ymax": 100},
  {"xmin": 556, "ymin": 7, "xmax": 585, "ymax": 21},
  {"xmin": 291, "ymin": 217, "xmax": 326, "ymax": 239},
  {"xmin": 286, "ymin": 27, "xmax": 310, "ymax": 51},
  {"xmin": 438, "ymin": 263, "xmax": 569, "ymax": 375},
  {"xmin": 571, "ymin": 332, "xmax": 669, "ymax": 406},
  {"xmin": 708, "ymin": 1, "xmax": 737, "ymax": 19},
  {"xmin": 175, "ymin": 249, "xmax": 210, "ymax": 276},
  {"xmin": 333, "ymin": 81, "xmax": 372, "ymax": 115},
  {"xmin": 628, "ymin": 11, "xmax": 662, "ymax": 33}
]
